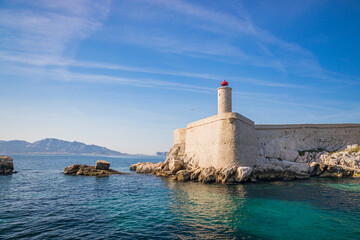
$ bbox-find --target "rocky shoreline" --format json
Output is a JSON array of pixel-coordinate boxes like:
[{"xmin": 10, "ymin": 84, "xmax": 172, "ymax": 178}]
[
  {"xmin": 64, "ymin": 160, "xmax": 129, "ymax": 177},
  {"xmin": 130, "ymin": 144, "xmax": 360, "ymax": 184}
]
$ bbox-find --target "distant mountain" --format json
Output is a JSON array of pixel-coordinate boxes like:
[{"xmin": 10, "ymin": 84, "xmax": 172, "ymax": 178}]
[
  {"xmin": 0, "ymin": 138, "xmax": 126, "ymax": 156},
  {"xmin": 156, "ymin": 152, "xmax": 168, "ymax": 156}
]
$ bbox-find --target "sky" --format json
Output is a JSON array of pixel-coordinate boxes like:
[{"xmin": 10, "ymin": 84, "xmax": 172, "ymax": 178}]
[{"xmin": 0, "ymin": 0, "xmax": 360, "ymax": 154}]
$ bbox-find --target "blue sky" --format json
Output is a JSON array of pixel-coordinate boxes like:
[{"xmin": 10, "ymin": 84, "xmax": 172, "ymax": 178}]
[{"xmin": 0, "ymin": 0, "xmax": 359, "ymax": 154}]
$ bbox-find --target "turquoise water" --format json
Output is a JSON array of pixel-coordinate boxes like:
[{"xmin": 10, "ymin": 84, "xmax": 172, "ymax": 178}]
[{"xmin": 1, "ymin": 155, "xmax": 360, "ymax": 239}]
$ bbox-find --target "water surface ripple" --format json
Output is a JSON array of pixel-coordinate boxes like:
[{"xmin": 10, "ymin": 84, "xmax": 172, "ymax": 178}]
[{"xmin": 1, "ymin": 155, "xmax": 359, "ymax": 239}]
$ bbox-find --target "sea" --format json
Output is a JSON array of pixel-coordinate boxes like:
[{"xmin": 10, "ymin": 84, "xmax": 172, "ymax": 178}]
[{"xmin": 0, "ymin": 154, "xmax": 360, "ymax": 240}]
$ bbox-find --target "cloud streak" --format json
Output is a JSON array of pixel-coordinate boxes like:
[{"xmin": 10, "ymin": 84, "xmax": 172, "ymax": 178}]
[
  {"xmin": 0, "ymin": 51, "xmax": 305, "ymax": 89},
  {"xmin": 110, "ymin": 0, "xmax": 354, "ymax": 84},
  {"xmin": 0, "ymin": 0, "xmax": 110, "ymax": 62}
]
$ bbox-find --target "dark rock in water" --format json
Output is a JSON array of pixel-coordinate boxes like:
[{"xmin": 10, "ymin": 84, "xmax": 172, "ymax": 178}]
[
  {"xmin": 0, "ymin": 155, "xmax": 14, "ymax": 174},
  {"xmin": 64, "ymin": 161, "xmax": 129, "ymax": 177},
  {"xmin": 64, "ymin": 164, "xmax": 81, "ymax": 175},
  {"xmin": 95, "ymin": 160, "xmax": 110, "ymax": 170},
  {"xmin": 175, "ymin": 170, "xmax": 190, "ymax": 181}
]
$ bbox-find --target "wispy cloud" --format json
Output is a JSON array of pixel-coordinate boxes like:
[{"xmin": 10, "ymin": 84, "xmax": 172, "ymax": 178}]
[
  {"xmin": 0, "ymin": 63, "xmax": 214, "ymax": 93},
  {"xmin": 0, "ymin": 0, "xmax": 110, "ymax": 61},
  {"xmin": 110, "ymin": 0, "xmax": 352, "ymax": 84},
  {"xmin": 146, "ymin": 0, "xmax": 312, "ymax": 56},
  {"xmin": 0, "ymin": 51, "xmax": 304, "ymax": 89}
]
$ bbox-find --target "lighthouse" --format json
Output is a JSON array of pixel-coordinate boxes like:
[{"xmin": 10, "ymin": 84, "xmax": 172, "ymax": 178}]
[
  {"xmin": 172, "ymin": 79, "xmax": 258, "ymax": 169},
  {"xmin": 217, "ymin": 80, "xmax": 232, "ymax": 114}
]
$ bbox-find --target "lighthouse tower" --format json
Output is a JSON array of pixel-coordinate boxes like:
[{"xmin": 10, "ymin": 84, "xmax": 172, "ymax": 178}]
[
  {"xmin": 217, "ymin": 80, "xmax": 232, "ymax": 114},
  {"xmin": 173, "ymin": 79, "xmax": 257, "ymax": 169}
]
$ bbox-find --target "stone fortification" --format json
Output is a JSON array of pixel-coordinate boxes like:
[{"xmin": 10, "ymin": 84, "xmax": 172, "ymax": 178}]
[
  {"xmin": 184, "ymin": 112, "xmax": 256, "ymax": 168},
  {"xmin": 256, "ymin": 124, "xmax": 360, "ymax": 163},
  {"xmin": 131, "ymin": 81, "xmax": 360, "ymax": 183}
]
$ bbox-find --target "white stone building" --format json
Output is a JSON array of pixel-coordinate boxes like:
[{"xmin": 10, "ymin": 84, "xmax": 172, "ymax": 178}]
[{"xmin": 173, "ymin": 80, "xmax": 360, "ymax": 168}]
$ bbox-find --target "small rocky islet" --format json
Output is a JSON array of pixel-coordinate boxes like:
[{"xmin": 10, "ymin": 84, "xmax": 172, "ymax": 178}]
[
  {"xmin": 0, "ymin": 156, "xmax": 127, "ymax": 177},
  {"xmin": 130, "ymin": 144, "xmax": 360, "ymax": 184},
  {"xmin": 0, "ymin": 155, "xmax": 14, "ymax": 174},
  {"xmin": 64, "ymin": 160, "xmax": 129, "ymax": 177}
]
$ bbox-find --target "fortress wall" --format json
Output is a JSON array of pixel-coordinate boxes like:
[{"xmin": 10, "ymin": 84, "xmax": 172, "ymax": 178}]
[
  {"xmin": 184, "ymin": 114, "xmax": 230, "ymax": 168},
  {"xmin": 233, "ymin": 117, "xmax": 257, "ymax": 167},
  {"xmin": 174, "ymin": 128, "xmax": 187, "ymax": 145},
  {"xmin": 174, "ymin": 116, "xmax": 360, "ymax": 168},
  {"xmin": 184, "ymin": 113, "xmax": 256, "ymax": 168},
  {"xmin": 255, "ymin": 124, "xmax": 360, "ymax": 150}
]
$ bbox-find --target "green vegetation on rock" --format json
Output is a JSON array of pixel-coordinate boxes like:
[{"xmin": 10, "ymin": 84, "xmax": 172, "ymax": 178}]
[{"xmin": 298, "ymin": 148, "xmax": 327, "ymax": 156}]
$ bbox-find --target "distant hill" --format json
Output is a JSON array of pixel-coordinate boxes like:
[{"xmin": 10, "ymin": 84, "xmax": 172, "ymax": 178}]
[
  {"xmin": 0, "ymin": 138, "xmax": 126, "ymax": 156},
  {"xmin": 156, "ymin": 152, "xmax": 168, "ymax": 156}
]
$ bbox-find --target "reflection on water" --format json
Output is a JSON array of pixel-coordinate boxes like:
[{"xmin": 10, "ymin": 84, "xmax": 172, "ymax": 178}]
[
  {"xmin": 326, "ymin": 183, "xmax": 360, "ymax": 192},
  {"xmin": 165, "ymin": 179, "xmax": 360, "ymax": 240},
  {"xmin": 166, "ymin": 181, "xmax": 254, "ymax": 239},
  {"xmin": 0, "ymin": 155, "xmax": 360, "ymax": 240}
]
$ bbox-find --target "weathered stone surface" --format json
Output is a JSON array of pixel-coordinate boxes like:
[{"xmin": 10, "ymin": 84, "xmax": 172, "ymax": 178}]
[
  {"xmin": 176, "ymin": 170, "xmax": 190, "ymax": 181},
  {"xmin": 309, "ymin": 162, "xmax": 320, "ymax": 176},
  {"xmin": 215, "ymin": 165, "xmax": 237, "ymax": 184},
  {"xmin": 169, "ymin": 159, "xmax": 184, "ymax": 174},
  {"xmin": 263, "ymin": 136, "xmax": 299, "ymax": 162},
  {"xmin": 129, "ymin": 163, "xmax": 138, "ymax": 171},
  {"xmin": 320, "ymin": 144, "xmax": 360, "ymax": 169},
  {"xmin": 64, "ymin": 162, "xmax": 128, "ymax": 177},
  {"xmin": 236, "ymin": 167, "xmax": 253, "ymax": 182},
  {"xmin": 0, "ymin": 155, "xmax": 14, "ymax": 174},
  {"xmin": 252, "ymin": 157, "xmax": 310, "ymax": 181},
  {"xmin": 198, "ymin": 167, "xmax": 216, "ymax": 183},
  {"xmin": 131, "ymin": 162, "xmax": 163, "ymax": 174},
  {"xmin": 64, "ymin": 164, "xmax": 81, "ymax": 175},
  {"xmin": 95, "ymin": 160, "xmax": 110, "ymax": 170},
  {"xmin": 129, "ymin": 142, "xmax": 360, "ymax": 184},
  {"xmin": 190, "ymin": 168, "xmax": 201, "ymax": 181}
]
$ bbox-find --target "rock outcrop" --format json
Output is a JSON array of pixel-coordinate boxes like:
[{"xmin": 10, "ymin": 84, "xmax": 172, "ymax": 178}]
[
  {"xmin": 257, "ymin": 137, "xmax": 360, "ymax": 179},
  {"xmin": 130, "ymin": 143, "xmax": 360, "ymax": 184},
  {"xmin": 64, "ymin": 160, "xmax": 129, "ymax": 177},
  {"xmin": 95, "ymin": 160, "xmax": 110, "ymax": 170},
  {"xmin": 0, "ymin": 155, "xmax": 14, "ymax": 174},
  {"xmin": 317, "ymin": 144, "xmax": 360, "ymax": 178},
  {"xmin": 130, "ymin": 144, "xmax": 254, "ymax": 184},
  {"xmin": 252, "ymin": 157, "xmax": 311, "ymax": 180}
]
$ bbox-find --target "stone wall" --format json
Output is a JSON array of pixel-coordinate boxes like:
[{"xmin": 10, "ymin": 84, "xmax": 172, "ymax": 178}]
[
  {"xmin": 255, "ymin": 124, "xmax": 360, "ymax": 162},
  {"xmin": 233, "ymin": 115, "xmax": 258, "ymax": 167},
  {"xmin": 174, "ymin": 128, "xmax": 187, "ymax": 145},
  {"xmin": 176, "ymin": 112, "xmax": 257, "ymax": 169},
  {"xmin": 255, "ymin": 124, "xmax": 360, "ymax": 144}
]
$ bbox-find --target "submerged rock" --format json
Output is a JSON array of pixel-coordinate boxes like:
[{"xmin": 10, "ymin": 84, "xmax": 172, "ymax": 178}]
[
  {"xmin": 64, "ymin": 161, "xmax": 129, "ymax": 177},
  {"xmin": 0, "ymin": 155, "xmax": 14, "ymax": 174}
]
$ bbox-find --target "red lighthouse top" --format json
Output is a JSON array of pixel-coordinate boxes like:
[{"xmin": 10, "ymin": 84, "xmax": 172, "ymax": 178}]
[{"xmin": 220, "ymin": 80, "xmax": 229, "ymax": 87}]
